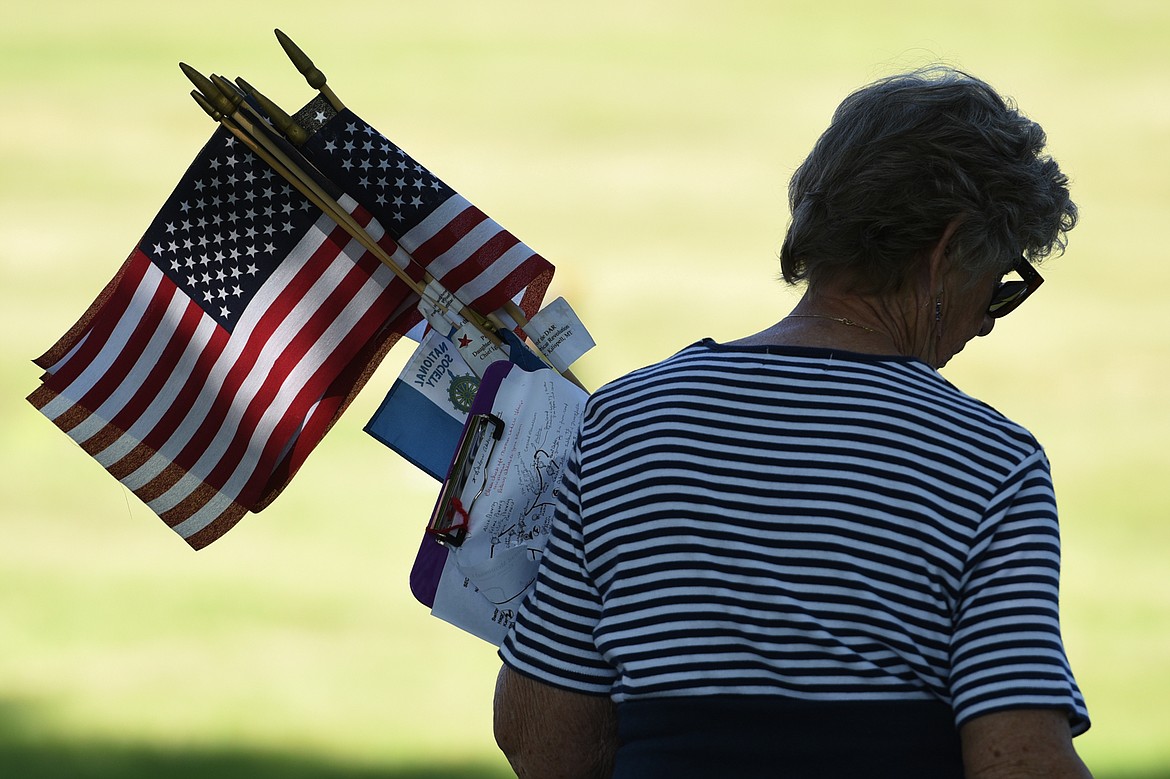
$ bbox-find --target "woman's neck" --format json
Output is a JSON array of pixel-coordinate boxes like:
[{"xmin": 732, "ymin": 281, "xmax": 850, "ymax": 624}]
[{"xmin": 727, "ymin": 289, "xmax": 919, "ymax": 357}]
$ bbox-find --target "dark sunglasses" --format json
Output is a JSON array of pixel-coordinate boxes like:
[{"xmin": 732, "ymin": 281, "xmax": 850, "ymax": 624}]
[{"xmin": 987, "ymin": 256, "xmax": 1043, "ymax": 318}]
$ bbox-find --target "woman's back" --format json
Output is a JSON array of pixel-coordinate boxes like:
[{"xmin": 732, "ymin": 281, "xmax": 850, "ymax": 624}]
[{"xmin": 501, "ymin": 340, "xmax": 1087, "ymax": 775}]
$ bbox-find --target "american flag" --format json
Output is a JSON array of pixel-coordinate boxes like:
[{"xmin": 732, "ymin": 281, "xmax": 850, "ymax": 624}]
[
  {"xmin": 28, "ymin": 126, "xmax": 421, "ymax": 549},
  {"xmin": 294, "ymin": 96, "xmax": 553, "ymax": 323}
]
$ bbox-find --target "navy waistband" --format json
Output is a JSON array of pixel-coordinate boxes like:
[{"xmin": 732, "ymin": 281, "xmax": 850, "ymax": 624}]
[{"xmin": 613, "ymin": 696, "xmax": 963, "ymax": 779}]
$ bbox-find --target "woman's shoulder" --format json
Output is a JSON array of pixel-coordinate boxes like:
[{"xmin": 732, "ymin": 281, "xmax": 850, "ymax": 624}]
[{"xmin": 588, "ymin": 338, "xmax": 1043, "ymax": 459}]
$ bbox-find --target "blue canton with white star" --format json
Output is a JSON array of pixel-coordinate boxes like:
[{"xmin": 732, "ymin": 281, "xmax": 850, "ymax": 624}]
[
  {"xmin": 140, "ymin": 128, "xmax": 321, "ymax": 331},
  {"xmin": 299, "ymin": 109, "xmax": 457, "ymax": 239}
]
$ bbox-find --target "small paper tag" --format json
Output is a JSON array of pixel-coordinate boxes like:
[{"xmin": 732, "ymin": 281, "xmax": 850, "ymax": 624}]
[
  {"xmin": 417, "ymin": 278, "xmax": 461, "ymax": 335},
  {"xmin": 525, "ymin": 297, "xmax": 595, "ymax": 372}
]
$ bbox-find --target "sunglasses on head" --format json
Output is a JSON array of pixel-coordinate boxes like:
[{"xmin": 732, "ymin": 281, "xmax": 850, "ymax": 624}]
[{"xmin": 987, "ymin": 256, "xmax": 1043, "ymax": 318}]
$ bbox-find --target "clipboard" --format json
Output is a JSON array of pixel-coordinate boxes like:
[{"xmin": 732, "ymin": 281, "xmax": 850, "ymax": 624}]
[{"xmin": 409, "ymin": 358, "xmax": 588, "ymax": 644}]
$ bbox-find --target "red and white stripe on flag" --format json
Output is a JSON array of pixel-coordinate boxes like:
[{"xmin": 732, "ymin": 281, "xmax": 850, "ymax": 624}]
[
  {"xmin": 294, "ymin": 106, "xmax": 555, "ymax": 327},
  {"xmin": 399, "ymin": 194, "xmax": 553, "ymax": 323}
]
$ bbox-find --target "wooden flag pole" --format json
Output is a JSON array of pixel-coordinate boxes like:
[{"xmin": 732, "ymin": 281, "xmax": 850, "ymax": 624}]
[
  {"xmin": 224, "ymin": 74, "xmax": 506, "ymax": 346},
  {"xmin": 182, "ymin": 63, "xmax": 502, "ymax": 347},
  {"xmin": 184, "ymin": 59, "xmax": 587, "ymax": 389},
  {"xmin": 182, "ymin": 66, "xmax": 420, "ymax": 296},
  {"xmin": 260, "ymin": 35, "xmax": 588, "ymax": 387},
  {"xmin": 185, "ymin": 87, "xmax": 423, "ymax": 297}
]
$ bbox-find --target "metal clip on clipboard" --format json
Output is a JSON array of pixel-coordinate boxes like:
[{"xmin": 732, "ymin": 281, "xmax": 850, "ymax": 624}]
[{"xmin": 426, "ymin": 413, "xmax": 504, "ymax": 548}]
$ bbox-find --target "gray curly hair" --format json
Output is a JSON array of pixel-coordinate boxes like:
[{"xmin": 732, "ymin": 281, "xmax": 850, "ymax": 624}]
[{"xmin": 780, "ymin": 66, "xmax": 1077, "ymax": 293}]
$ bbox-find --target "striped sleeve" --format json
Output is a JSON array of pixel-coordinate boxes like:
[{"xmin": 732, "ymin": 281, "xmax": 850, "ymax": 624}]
[
  {"xmin": 950, "ymin": 449, "xmax": 1090, "ymax": 733},
  {"xmin": 499, "ymin": 444, "xmax": 617, "ymax": 694}
]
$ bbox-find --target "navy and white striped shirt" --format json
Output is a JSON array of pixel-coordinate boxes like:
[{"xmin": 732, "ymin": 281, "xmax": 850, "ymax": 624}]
[{"xmin": 500, "ymin": 339, "xmax": 1089, "ymax": 734}]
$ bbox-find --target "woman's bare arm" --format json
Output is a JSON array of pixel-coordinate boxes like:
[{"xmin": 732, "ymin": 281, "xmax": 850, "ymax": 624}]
[
  {"xmin": 493, "ymin": 665, "xmax": 618, "ymax": 779},
  {"xmin": 961, "ymin": 708, "xmax": 1092, "ymax": 778}
]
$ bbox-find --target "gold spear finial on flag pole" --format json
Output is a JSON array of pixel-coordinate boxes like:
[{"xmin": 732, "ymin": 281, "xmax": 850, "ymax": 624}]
[
  {"xmin": 180, "ymin": 62, "xmax": 234, "ymax": 116},
  {"xmin": 274, "ymin": 28, "xmax": 344, "ymax": 112}
]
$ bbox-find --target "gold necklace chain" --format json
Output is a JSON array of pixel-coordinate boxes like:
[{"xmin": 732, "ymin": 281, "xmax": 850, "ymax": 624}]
[{"xmin": 786, "ymin": 314, "xmax": 881, "ymax": 334}]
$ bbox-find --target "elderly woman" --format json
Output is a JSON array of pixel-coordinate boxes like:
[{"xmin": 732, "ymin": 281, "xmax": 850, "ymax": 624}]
[{"xmin": 493, "ymin": 67, "xmax": 1091, "ymax": 778}]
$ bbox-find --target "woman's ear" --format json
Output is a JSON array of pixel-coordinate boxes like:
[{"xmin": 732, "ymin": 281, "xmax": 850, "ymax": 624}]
[{"xmin": 927, "ymin": 218, "xmax": 964, "ymax": 292}]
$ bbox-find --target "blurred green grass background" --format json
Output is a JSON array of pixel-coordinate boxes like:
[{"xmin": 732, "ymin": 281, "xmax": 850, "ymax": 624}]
[{"xmin": 2, "ymin": 1, "xmax": 1167, "ymax": 776}]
